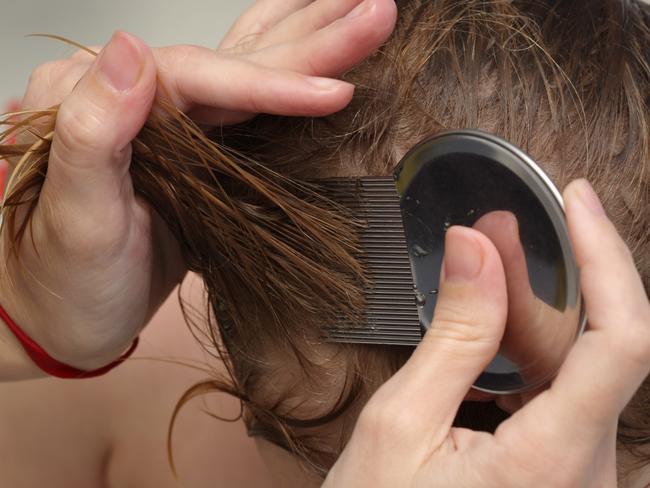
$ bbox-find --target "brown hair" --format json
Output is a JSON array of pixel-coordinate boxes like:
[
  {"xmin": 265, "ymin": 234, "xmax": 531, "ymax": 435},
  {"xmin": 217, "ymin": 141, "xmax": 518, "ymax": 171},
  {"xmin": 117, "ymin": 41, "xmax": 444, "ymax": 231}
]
[
  {"xmin": 215, "ymin": 0, "xmax": 650, "ymax": 474},
  {"xmin": 2, "ymin": 0, "xmax": 650, "ymax": 479}
]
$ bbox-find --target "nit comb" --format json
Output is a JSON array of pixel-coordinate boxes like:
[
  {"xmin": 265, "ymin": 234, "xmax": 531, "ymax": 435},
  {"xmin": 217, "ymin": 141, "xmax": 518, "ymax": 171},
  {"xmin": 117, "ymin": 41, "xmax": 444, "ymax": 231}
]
[{"xmin": 319, "ymin": 130, "xmax": 585, "ymax": 394}]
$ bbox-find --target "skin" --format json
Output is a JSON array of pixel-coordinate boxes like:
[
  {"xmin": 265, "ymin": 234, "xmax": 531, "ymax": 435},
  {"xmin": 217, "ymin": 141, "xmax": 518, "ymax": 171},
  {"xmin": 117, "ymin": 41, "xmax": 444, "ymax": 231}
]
[
  {"xmin": 0, "ymin": 1, "xmax": 649, "ymax": 486},
  {"xmin": 325, "ymin": 193, "xmax": 650, "ymax": 487},
  {"xmin": 0, "ymin": 282, "xmax": 275, "ymax": 487}
]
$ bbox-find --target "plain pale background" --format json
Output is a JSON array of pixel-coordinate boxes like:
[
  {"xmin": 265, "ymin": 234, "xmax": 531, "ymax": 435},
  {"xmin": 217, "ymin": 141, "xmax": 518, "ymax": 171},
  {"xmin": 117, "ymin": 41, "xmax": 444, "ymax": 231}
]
[{"xmin": 0, "ymin": 0, "xmax": 255, "ymax": 102}]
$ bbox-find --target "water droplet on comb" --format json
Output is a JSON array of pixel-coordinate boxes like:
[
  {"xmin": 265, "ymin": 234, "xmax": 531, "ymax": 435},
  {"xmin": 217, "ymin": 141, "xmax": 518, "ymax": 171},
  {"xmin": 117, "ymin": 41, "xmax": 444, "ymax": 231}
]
[{"xmin": 411, "ymin": 243, "xmax": 430, "ymax": 257}]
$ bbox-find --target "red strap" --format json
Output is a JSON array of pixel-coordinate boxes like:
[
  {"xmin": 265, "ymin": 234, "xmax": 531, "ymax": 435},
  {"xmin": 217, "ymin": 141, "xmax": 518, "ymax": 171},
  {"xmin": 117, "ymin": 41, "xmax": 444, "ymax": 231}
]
[{"xmin": 0, "ymin": 302, "xmax": 138, "ymax": 378}]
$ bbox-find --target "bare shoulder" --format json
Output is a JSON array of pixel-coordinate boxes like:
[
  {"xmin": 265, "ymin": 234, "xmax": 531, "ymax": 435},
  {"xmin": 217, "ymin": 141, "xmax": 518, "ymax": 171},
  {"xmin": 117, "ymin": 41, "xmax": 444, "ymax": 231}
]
[{"xmin": 0, "ymin": 279, "xmax": 272, "ymax": 488}]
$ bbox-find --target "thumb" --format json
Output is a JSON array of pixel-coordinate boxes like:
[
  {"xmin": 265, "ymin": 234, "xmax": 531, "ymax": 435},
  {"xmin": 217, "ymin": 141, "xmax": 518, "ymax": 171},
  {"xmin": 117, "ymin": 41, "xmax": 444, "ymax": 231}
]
[
  {"xmin": 391, "ymin": 226, "xmax": 507, "ymax": 431},
  {"xmin": 45, "ymin": 31, "xmax": 156, "ymax": 210}
]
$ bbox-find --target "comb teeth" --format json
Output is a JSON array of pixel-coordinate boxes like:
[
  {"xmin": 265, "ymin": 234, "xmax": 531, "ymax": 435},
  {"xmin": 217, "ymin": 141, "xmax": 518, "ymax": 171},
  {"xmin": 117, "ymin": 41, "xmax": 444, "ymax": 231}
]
[{"xmin": 319, "ymin": 177, "xmax": 421, "ymax": 346}]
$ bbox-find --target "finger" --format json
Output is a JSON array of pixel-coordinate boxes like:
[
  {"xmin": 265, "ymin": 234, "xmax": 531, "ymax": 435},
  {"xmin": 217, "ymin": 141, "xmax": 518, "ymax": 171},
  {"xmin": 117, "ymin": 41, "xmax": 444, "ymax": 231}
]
[
  {"xmin": 245, "ymin": 0, "xmax": 397, "ymax": 77},
  {"xmin": 521, "ymin": 180, "xmax": 650, "ymax": 440},
  {"xmin": 249, "ymin": 0, "xmax": 364, "ymax": 50},
  {"xmin": 154, "ymin": 46, "xmax": 354, "ymax": 125},
  {"xmin": 219, "ymin": 0, "xmax": 314, "ymax": 50},
  {"xmin": 44, "ymin": 31, "xmax": 156, "ymax": 212},
  {"xmin": 363, "ymin": 227, "xmax": 507, "ymax": 443},
  {"xmin": 21, "ymin": 60, "xmax": 92, "ymax": 112}
]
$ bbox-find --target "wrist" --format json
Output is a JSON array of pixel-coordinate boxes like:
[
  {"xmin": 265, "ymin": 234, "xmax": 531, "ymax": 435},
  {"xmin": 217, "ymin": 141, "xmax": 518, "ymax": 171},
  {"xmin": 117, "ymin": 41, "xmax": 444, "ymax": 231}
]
[
  {"xmin": 0, "ymin": 249, "xmax": 136, "ymax": 371},
  {"xmin": 0, "ymin": 298, "xmax": 139, "ymax": 378}
]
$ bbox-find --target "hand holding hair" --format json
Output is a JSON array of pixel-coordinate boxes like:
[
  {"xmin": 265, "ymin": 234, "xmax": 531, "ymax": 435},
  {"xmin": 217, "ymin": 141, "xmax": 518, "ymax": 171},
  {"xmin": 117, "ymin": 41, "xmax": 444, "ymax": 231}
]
[
  {"xmin": 0, "ymin": 0, "xmax": 398, "ymax": 378},
  {"xmin": 325, "ymin": 180, "xmax": 650, "ymax": 487}
]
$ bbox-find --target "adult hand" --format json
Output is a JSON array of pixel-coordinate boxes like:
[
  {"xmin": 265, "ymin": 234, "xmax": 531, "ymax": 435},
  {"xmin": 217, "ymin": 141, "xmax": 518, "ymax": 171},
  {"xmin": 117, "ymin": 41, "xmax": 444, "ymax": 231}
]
[
  {"xmin": 0, "ymin": 0, "xmax": 397, "ymax": 377},
  {"xmin": 325, "ymin": 180, "xmax": 650, "ymax": 487}
]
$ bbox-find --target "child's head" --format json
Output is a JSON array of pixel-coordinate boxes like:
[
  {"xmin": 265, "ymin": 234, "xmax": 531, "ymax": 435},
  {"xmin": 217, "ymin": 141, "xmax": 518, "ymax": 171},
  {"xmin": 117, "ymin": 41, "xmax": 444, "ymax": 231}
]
[
  {"xmin": 212, "ymin": 0, "xmax": 650, "ymax": 475},
  {"xmin": 3, "ymin": 0, "xmax": 648, "ymax": 479}
]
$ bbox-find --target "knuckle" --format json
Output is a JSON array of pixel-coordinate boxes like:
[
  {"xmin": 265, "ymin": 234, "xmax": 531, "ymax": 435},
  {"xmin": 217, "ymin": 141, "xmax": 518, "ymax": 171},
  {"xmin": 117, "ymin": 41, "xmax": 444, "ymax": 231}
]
[
  {"xmin": 247, "ymin": 18, "xmax": 270, "ymax": 36},
  {"xmin": 426, "ymin": 325, "xmax": 499, "ymax": 359},
  {"xmin": 28, "ymin": 60, "xmax": 70, "ymax": 88},
  {"xmin": 24, "ymin": 60, "xmax": 79, "ymax": 111},
  {"xmin": 158, "ymin": 44, "xmax": 201, "ymax": 71},
  {"xmin": 434, "ymin": 297, "xmax": 477, "ymax": 323},
  {"xmin": 429, "ymin": 321, "xmax": 487, "ymax": 344},
  {"xmin": 239, "ymin": 5, "xmax": 274, "ymax": 36},
  {"xmin": 223, "ymin": 37, "xmax": 259, "ymax": 56},
  {"xmin": 433, "ymin": 301, "xmax": 499, "ymax": 344},
  {"xmin": 172, "ymin": 44, "xmax": 200, "ymax": 60},
  {"xmin": 28, "ymin": 61, "xmax": 57, "ymax": 87},
  {"xmin": 423, "ymin": 300, "xmax": 502, "ymax": 358},
  {"xmin": 236, "ymin": 29, "xmax": 265, "ymax": 49},
  {"xmin": 155, "ymin": 44, "xmax": 204, "ymax": 103},
  {"xmin": 25, "ymin": 62, "xmax": 63, "ymax": 104}
]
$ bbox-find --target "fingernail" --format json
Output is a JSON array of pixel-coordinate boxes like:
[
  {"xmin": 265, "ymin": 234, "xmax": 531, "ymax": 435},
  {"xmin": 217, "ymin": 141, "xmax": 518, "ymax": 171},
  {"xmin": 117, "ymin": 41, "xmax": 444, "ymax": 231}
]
[
  {"xmin": 346, "ymin": 0, "xmax": 373, "ymax": 19},
  {"xmin": 574, "ymin": 179, "xmax": 606, "ymax": 217},
  {"xmin": 308, "ymin": 77, "xmax": 349, "ymax": 92},
  {"xmin": 443, "ymin": 228, "xmax": 484, "ymax": 282},
  {"xmin": 96, "ymin": 31, "xmax": 144, "ymax": 92}
]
